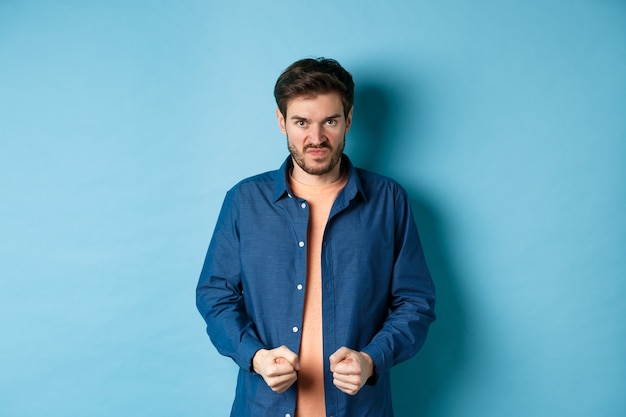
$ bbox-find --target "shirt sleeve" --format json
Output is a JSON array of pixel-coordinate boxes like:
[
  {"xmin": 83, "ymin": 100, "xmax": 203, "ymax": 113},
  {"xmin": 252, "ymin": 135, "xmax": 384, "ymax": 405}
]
[
  {"xmin": 360, "ymin": 186, "xmax": 436, "ymax": 378},
  {"xmin": 196, "ymin": 189, "xmax": 264, "ymax": 371}
]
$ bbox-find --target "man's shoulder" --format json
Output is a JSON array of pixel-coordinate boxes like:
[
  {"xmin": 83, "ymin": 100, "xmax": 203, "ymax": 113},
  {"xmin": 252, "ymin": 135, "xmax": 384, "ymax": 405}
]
[
  {"xmin": 227, "ymin": 168, "xmax": 280, "ymax": 195},
  {"xmin": 355, "ymin": 166, "xmax": 396, "ymax": 183},
  {"xmin": 237, "ymin": 169, "xmax": 277, "ymax": 186},
  {"xmin": 354, "ymin": 166, "xmax": 406, "ymax": 195}
]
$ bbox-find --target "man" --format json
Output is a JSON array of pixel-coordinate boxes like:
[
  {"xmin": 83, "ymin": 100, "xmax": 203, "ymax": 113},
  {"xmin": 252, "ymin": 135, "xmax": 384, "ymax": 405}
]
[{"xmin": 196, "ymin": 57, "xmax": 436, "ymax": 417}]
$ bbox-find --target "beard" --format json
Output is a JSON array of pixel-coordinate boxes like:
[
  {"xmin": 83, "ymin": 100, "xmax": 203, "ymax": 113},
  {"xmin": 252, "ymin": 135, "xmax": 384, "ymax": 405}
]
[{"xmin": 287, "ymin": 136, "xmax": 345, "ymax": 176}]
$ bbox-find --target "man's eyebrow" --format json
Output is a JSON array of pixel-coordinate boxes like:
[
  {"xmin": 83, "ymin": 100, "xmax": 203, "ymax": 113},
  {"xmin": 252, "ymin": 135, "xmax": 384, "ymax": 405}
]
[{"xmin": 289, "ymin": 114, "xmax": 342, "ymax": 120}]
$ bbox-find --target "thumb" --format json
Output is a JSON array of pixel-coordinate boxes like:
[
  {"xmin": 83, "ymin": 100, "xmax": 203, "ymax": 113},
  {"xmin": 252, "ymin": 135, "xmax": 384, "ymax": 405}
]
[
  {"xmin": 329, "ymin": 346, "xmax": 350, "ymax": 371},
  {"xmin": 276, "ymin": 345, "xmax": 300, "ymax": 371}
]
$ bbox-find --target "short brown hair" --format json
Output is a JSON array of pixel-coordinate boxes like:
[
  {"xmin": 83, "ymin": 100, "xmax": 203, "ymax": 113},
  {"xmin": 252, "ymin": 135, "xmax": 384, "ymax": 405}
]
[{"xmin": 274, "ymin": 57, "xmax": 354, "ymax": 118}]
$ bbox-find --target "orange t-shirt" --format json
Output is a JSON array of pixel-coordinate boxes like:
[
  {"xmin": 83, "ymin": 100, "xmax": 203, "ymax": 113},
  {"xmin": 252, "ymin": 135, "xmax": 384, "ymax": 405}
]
[{"xmin": 289, "ymin": 170, "xmax": 347, "ymax": 417}]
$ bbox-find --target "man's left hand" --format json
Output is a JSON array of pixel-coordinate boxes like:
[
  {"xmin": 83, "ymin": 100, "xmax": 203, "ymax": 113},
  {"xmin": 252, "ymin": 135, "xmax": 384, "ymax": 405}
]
[{"xmin": 329, "ymin": 347, "xmax": 374, "ymax": 395}]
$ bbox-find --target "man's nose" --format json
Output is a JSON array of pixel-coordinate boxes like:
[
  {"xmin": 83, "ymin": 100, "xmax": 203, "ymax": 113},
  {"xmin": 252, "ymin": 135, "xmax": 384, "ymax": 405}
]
[{"xmin": 309, "ymin": 124, "xmax": 325, "ymax": 144}]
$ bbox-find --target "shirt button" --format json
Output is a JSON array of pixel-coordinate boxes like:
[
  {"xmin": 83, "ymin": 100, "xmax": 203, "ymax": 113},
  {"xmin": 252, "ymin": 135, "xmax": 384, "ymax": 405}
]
[
  {"xmin": 301, "ymin": 202, "xmax": 306, "ymax": 209},
  {"xmin": 292, "ymin": 326, "xmax": 299, "ymax": 333},
  {"xmin": 297, "ymin": 284, "xmax": 303, "ymax": 290},
  {"xmin": 285, "ymin": 414, "xmax": 292, "ymax": 417},
  {"xmin": 298, "ymin": 241, "xmax": 305, "ymax": 248}
]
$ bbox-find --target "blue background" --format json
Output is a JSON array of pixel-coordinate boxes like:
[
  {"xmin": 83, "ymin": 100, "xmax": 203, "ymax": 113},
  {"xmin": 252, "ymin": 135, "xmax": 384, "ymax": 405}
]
[{"xmin": 1, "ymin": 1, "xmax": 624, "ymax": 416}]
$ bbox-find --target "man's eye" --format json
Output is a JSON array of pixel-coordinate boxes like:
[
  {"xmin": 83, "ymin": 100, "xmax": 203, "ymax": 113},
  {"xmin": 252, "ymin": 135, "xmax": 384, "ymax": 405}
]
[
  {"xmin": 326, "ymin": 119, "xmax": 337, "ymax": 125},
  {"xmin": 296, "ymin": 120, "xmax": 306, "ymax": 127}
]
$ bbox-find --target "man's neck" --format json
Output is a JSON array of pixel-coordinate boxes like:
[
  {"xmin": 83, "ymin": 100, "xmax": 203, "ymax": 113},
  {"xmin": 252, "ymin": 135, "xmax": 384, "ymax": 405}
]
[{"xmin": 290, "ymin": 160, "xmax": 343, "ymax": 186}]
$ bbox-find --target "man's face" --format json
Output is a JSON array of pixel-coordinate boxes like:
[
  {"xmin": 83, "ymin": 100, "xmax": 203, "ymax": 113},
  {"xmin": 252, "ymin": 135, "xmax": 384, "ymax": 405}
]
[{"xmin": 277, "ymin": 92, "xmax": 352, "ymax": 182}]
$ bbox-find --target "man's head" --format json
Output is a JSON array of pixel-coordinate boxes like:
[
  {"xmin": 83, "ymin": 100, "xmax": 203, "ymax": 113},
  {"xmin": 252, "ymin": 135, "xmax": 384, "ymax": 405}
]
[
  {"xmin": 274, "ymin": 58, "xmax": 354, "ymax": 119},
  {"xmin": 274, "ymin": 58, "xmax": 355, "ymax": 184}
]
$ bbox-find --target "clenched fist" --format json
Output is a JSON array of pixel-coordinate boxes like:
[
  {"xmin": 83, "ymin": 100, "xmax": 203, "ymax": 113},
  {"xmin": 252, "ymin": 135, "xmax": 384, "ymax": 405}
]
[
  {"xmin": 329, "ymin": 347, "xmax": 374, "ymax": 395},
  {"xmin": 252, "ymin": 346, "xmax": 300, "ymax": 393}
]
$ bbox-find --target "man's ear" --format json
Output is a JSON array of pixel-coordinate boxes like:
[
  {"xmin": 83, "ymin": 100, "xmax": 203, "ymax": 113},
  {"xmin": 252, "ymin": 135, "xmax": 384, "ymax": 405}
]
[
  {"xmin": 276, "ymin": 108, "xmax": 287, "ymax": 135},
  {"xmin": 345, "ymin": 106, "xmax": 354, "ymax": 133}
]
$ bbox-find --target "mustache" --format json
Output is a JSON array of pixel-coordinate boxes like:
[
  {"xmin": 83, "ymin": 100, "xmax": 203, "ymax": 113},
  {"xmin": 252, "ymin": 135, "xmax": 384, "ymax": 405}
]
[{"xmin": 304, "ymin": 143, "xmax": 331, "ymax": 150}]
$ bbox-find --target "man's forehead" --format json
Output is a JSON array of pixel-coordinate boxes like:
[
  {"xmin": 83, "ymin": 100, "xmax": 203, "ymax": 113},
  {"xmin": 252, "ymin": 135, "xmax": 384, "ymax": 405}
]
[{"xmin": 285, "ymin": 92, "xmax": 345, "ymax": 116}]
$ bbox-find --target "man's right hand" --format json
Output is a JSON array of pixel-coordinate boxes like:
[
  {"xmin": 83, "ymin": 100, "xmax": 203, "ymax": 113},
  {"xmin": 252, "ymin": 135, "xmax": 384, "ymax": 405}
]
[{"xmin": 252, "ymin": 346, "xmax": 300, "ymax": 393}]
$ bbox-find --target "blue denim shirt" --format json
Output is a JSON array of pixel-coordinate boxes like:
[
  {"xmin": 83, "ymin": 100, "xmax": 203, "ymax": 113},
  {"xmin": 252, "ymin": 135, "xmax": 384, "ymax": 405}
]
[{"xmin": 196, "ymin": 155, "xmax": 436, "ymax": 417}]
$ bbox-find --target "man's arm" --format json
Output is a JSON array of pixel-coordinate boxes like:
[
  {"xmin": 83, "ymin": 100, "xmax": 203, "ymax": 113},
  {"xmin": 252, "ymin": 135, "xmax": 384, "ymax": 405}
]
[
  {"xmin": 359, "ymin": 187, "xmax": 436, "ymax": 379},
  {"xmin": 196, "ymin": 190, "xmax": 265, "ymax": 371}
]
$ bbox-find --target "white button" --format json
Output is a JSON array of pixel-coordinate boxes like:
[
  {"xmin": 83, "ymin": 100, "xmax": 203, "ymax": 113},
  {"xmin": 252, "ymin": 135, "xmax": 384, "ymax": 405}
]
[
  {"xmin": 298, "ymin": 241, "xmax": 305, "ymax": 247},
  {"xmin": 301, "ymin": 202, "xmax": 306, "ymax": 209},
  {"xmin": 297, "ymin": 284, "xmax": 303, "ymax": 290},
  {"xmin": 292, "ymin": 327, "xmax": 299, "ymax": 333},
  {"xmin": 286, "ymin": 414, "xmax": 292, "ymax": 417}
]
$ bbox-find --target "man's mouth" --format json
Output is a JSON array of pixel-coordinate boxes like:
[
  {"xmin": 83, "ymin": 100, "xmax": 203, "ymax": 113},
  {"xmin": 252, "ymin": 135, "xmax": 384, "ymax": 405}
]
[{"xmin": 306, "ymin": 146, "xmax": 330, "ymax": 158}]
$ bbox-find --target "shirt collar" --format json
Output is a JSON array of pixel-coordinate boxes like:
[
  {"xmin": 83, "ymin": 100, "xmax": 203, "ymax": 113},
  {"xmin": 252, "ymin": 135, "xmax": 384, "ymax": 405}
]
[{"xmin": 272, "ymin": 154, "xmax": 367, "ymax": 203}]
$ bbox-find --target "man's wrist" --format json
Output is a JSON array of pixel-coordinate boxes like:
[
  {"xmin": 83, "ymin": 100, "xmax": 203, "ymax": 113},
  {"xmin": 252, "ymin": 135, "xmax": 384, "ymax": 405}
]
[
  {"xmin": 360, "ymin": 351, "xmax": 375, "ymax": 380},
  {"xmin": 359, "ymin": 351, "xmax": 378, "ymax": 385},
  {"xmin": 251, "ymin": 348, "xmax": 266, "ymax": 373}
]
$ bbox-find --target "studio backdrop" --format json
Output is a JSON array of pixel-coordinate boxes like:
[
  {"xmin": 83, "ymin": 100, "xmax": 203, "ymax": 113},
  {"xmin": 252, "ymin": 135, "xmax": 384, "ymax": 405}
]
[{"xmin": 1, "ymin": 1, "xmax": 624, "ymax": 416}]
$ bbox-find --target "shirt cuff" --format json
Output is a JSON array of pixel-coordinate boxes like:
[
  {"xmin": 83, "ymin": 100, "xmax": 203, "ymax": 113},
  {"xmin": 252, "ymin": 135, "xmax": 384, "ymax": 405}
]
[
  {"xmin": 235, "ymin": 336, "xmax": 265, "ymax": 373},
  {"xmin": 361, "ymin": 344, "xmax": 388, "ymax": 386}
]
